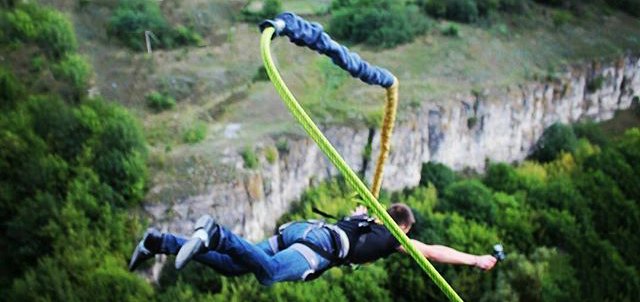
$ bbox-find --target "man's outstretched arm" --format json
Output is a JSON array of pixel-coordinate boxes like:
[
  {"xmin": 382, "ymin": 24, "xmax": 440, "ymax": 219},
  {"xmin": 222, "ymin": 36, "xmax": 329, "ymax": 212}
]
[{"xmin": 398, "ymin": 239, "xmax": 497, "ymax": 271}]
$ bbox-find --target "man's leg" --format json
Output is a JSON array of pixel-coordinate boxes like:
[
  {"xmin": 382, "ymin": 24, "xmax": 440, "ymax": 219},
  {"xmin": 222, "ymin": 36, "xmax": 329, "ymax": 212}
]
[
  {"xmin": 176, "ymin": 216, "xmax": 331, "ymax": 285},
  {"xmin": 129, "ymin": 228, "xmax": 275, "ymax": 277},
  {"xmin": 162, "ymin": 233, "xmax": 251, "ymax": 276}
]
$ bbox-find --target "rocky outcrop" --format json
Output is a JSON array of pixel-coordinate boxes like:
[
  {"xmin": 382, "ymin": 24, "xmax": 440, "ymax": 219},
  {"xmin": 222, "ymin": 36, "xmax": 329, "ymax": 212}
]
[{"xmin": 145, "ymin": 56, "xmax": 640, "ymax": 243}]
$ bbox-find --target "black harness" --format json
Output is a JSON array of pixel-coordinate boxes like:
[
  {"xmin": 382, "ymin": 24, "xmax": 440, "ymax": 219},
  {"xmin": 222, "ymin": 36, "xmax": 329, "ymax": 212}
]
[{"xmin": 274, "ymin": 212, "xmax": 375, "ymax": 280}]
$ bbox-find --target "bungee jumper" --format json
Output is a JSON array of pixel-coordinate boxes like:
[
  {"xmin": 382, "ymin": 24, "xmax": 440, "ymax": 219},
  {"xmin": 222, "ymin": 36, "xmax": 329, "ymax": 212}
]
[
  {"xmin": 129, "ymin": 204, "xmax": 498, "ymax": 285},
  {"xmin": 130, "ymin": 12, "xmax": 503, "ymax": 302}
]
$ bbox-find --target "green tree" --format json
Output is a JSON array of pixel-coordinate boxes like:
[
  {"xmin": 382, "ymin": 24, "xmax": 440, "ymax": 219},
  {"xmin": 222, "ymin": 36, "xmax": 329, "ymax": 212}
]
[
  {"xmin": 439, "ymin": 179, "xmax": 497, "ymax": 223},
  {"xmin": 420, "ymin": 161, "xmax": 457, "ymax": 191},
  {"xmin": 531, "ymin": 123, "xmax": 578, "ymax": 162}
]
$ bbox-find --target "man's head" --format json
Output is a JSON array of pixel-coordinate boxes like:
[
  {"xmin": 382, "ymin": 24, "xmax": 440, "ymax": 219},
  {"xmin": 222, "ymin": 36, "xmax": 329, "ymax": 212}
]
[{"xmin": 387, "ymin": 203, "xmax": 415, "ymax": 233}]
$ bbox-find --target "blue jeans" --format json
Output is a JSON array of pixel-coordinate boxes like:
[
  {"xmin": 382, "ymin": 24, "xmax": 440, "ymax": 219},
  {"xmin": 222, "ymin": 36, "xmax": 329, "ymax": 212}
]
[{"xmin": 161, "ymin": 222, "xmax": 333, "ymax": 285}]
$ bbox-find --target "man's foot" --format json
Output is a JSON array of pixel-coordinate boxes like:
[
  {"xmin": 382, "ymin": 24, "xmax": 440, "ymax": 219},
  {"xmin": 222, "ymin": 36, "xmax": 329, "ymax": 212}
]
[
  {"xmin": 175, "ymin": 214, "xmax": 220, "ymax": 270},
  {"xmin": 128, "ymin": 228, "xmax": 163, "ymax": 271}
]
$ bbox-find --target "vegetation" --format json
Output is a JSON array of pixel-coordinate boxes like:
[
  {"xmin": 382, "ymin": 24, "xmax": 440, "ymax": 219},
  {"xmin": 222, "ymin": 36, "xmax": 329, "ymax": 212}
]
[
  {"xmin": 241, "ymin": 146, "xmax": 260, "ymax": 169},
  {"xmin": 0, "ymin": 2, "xmax": 151, "ymax": 301},
  {"xmin": 151, "ymin": 122, "xmax": 640, "ymax": 301},
  {"xmin": 241, "ymin": 0, "xmax": 283, "ymax": 22},
  {"xmin": 329, "ymin": 0, "xmax": 430, "ymax": 48},
  {"xmin": 530, "ymin": 122, "xmax": 578, "ymax": 162},
  {"xmin": 183, "ymin": 121, "xmax": 208, "ymax": 144},
  {"xmin": 108, "ymin": 0, "xmax": 202, "ymax": 51},
  {"xmin": 146, "ymin": 91, "xmax": 176, "ymax": 112}
]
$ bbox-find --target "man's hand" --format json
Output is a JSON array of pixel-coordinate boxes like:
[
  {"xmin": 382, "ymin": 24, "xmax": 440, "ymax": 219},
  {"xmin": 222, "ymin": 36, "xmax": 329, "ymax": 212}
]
[{"xmin": 474, "ymin": 255, "xmax": 497, "ymax": 271}]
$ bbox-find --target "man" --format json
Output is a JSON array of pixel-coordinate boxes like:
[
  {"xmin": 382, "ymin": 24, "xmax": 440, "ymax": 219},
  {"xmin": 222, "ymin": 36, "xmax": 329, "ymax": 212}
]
[{"xmin": 129, "ymin": 203, "xmax": 497, "ymax": 285}]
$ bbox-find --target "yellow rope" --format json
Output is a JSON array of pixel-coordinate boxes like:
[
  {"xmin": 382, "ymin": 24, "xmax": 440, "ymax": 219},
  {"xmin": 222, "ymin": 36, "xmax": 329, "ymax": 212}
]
[
  {"xmin": 370, "ymin": 78, "xmax": 399, "ymax": 198},
  {"xmin": 261, "ymin": 27, "xmax": 464, "ymax": 302}
]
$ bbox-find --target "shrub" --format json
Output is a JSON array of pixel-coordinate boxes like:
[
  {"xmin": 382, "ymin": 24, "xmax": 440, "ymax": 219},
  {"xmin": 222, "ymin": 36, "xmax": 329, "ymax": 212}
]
[
  {"xmin": 0, "ymin": 67, "xmax": 24, "ymax": 107},
  {"xmin": 253, "ymin": 65, "xmax": 270, "ymax": 82},
  {"xmin": 182, "ymin": 121, "xmax": 207, "ymax": 144},
  {"xmin": 276, "ymin": 137, "xmax": 289, "ymax": 154},
  {"xmin": 421, "ymin": 0, "xmax": 479, "ymax": 23},
  {"xmin": 552, "ymin": 10, "xmax": 573, "ymax": 26},
  {"xmin": 439, "ymin": 179, "xmax": 497, "ymax": 223},
  {"xmin": 241, "ymin": 146, "xmax": 259, "ymax": 169},
  {"xmin": 145, "ymin": 91, "xmax": 176, "ymax": 112},
  {"xmin": 329, "ymin": 0, "xmax": 430, "ymax": 48},
  {"xmin": 265, "ymin": 146, "xmax": 278, "ymax": 164},
  {"xmin": 586, "ymin": 75, "xmax": 604, "ymax": 92},
  {"xmin": 51, "ymin": 54, "xmax": 92, "ymax": 100},
  {"xmin": 531, "ymin": 123, "xmax": 578, "ymax": 162},
  {"xmin": 241, "ymin": 0, "xmax": 283, "ymax": 22},
  {"xmin": 4, "ymin": 3, "xmax": 77, "ymax": 58},
  {"xmin": 419, "ymin": 161, "xmax": 456, "ymax": 191},
  {"xmin": 172, "ymin": 25, "xmax": 203, "ymax": 46},
  {"xmin": 108, "ymin": 0, "xmax": 171, "ymax": 50},
  {"xmin": 499, "ymin": 0, "xmax": 530, "ymax": 13},
  {"xmin": 442, "ymin": 23, "xmax": 461, "ymax": 37},
  {"xmin": 108, "ymin": 0, "xmax": 201, "ymax": 51}
]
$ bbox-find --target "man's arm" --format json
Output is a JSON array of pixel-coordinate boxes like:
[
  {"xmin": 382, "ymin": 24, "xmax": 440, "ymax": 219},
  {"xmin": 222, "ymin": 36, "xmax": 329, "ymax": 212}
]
[{"xmin": 397, "ymin": 239, "xmax": 497, "ymax": 271}]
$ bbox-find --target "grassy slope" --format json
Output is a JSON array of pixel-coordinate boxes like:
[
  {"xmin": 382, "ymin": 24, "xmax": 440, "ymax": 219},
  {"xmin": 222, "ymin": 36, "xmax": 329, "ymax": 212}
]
[{"xmin": 50, "ymin": 0, "xmax": 640, "ymax": 202}]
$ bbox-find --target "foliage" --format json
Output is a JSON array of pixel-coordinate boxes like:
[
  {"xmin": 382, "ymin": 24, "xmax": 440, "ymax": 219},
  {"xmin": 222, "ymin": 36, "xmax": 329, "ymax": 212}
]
[
  {"xmin": 586, "ymin": 75, "xmax": 604, "ymax": 92},
  {"xmin": 329, "ymin": 0, "xmax": 430, "ymax": 48},
  {"xmin": 442, "ymin": 23, "xmax": 461, "ymax": 37},
  {"xmin": 552, "ymin": 9, "xmax": 573, "ymax": 26},
  {"xmin": 530, "ymin": 122, "xmax": 578, "ymax": 162},
  {"xmin": 0, "ymin": 3, "xmax": 151, "ymax": 299},
  {"xmin": 146, "ymin": 91, "xmax": 176, "ymax": 112},
  {"xmin": 0, "ymin": 67, "xmax": 24, "ymax": 108},
  {"xmin": 108, "ymin": 0, "xmax": 201, "ymax": 51},
  {"xmin": 241, "ymin": 0, "xmax": 283, "ymax": 22},
  {"xmin": 421, "ymin": 0, "xmax": 480, "ymax": 23},
  {"xmin": 183, "ymin": 121, "xmax": 208, "ymax": 144},
  {"xmin": 51, "ymin": 54, "xmax": 92, "ymax": 100},
  {"xmin": 241, "ymin": 146, "xmax": 259, "ymax": 169},
  {"xmin": 2, "ymin": 3, "xmax": 78, "ymax": 58},
  {"xmin": 439, "ymin": 179, "xmax": 497, "ymax": 223},
  {"xmin": 419, "ymin": 161, "xmax": 457, "ymax": 191},
  {"xmin": 264, "ymin": 146, "xmax": 278, "ymax": 164}
]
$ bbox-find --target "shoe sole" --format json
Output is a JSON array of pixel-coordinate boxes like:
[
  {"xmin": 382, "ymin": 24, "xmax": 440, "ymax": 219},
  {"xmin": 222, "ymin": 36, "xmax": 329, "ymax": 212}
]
[{"xmin": 175, "ymin": 237, "xmax": 204, "ymax": 270}]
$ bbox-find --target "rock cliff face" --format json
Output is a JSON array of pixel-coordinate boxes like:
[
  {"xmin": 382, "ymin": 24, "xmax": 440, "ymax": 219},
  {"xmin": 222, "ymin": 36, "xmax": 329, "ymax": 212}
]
[{"xmin": 145, "ymin": 56, "xmax": 640, "ymax": 243}]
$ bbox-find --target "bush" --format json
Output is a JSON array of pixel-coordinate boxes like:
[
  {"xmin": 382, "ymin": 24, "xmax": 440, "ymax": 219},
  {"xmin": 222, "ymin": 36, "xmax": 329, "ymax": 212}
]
[
  {"xmin": 531, "ymin": 123, "xmax": 578, "ymax": 162},
  {"xmin": 51, "ymin": 54, "xmax": 92, "ymax": 100},
  {"xmin": 586, "ymin": 75, "xmax": 604, "ymax": 92},
  {"xmin": 146, "ymin": 91, "xmax": 176, "ymax": 112},
  {"xmin": 182, "ymin": 121, "xmax": 207, "ymax": 144},
  {"xmin": 421, "ymin": 0, "xmax": 479, "ymax": 23},
  {"xmin": 552, "ymin": 10, "xmax": 573, "ymax": 27},
  {"xmin": 241, "ymin": 0, "xmax": 283, "ymax": 22},
  {"xmin": 499, "ymin": 0, "xmax": 530, "ymax": 13},
  {"xmin": 329, "ymin": 0, "xmax": 430, "ymax": 48},
  {"xmin": 242, "ymin": 146, "xmax": 259, "ymax": 169},
  {"xmin": 439, "ymin": 179, "xmax": 497, "ymax": 223},
  {"xmin": 108, "ymin": 0, "xmax": 171, "ymax": 50},
  {"xmin": 419, "ymin": 161, "xmax": 456, "ymax": 191},
  {"xmin": 108, "ymin": 0, "xmax": 201, "ymax": 51},
  {"xmin": 265, "ymin": 146, "xmax": 278, "ymax": 164},
  {"xmin": 4, "ymin": 3, "xmax": 78, "ymax": 58},
  {"xmin": 0, "ymin": 67, "xmax": 24, "ymax": 107},
  {"xmin": 442, "ymin": 23, "xmax": 461, "ymax": 37},
  {"xmin": 276, "ymin": 137, "xmax": 290, "ymax": 154}
]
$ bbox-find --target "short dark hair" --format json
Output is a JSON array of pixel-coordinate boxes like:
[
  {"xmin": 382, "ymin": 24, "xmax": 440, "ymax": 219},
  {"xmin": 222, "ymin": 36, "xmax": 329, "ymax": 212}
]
[{"xmin": 387, "ymin": 203, "xmax": 415, "ymax": 226}]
